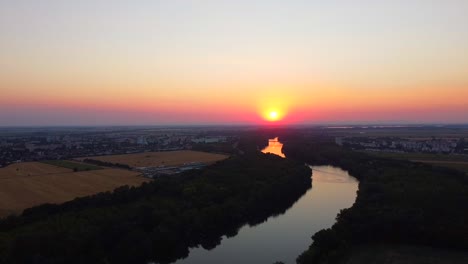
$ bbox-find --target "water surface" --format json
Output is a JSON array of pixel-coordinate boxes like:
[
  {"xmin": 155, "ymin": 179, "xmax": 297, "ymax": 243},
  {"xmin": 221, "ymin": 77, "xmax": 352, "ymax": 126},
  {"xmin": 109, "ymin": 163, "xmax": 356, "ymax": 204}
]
[
  {"xmin": 174, "ymin": 139, "xmax": 358, "ymax": 264},
  {"xmin": 261, "ymin": 137, "xmax": 286, "ymax": 157}
]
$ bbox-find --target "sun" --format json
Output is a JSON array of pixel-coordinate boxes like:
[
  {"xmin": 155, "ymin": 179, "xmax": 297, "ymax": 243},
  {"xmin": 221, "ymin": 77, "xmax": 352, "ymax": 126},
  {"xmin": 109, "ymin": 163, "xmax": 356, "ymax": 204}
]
[
  {"xmin": 269, "ymin": 111, "xmax": 279, "ymax": 120},
  {"xmin": 264, "ymin": 109, "xmax": 283, "ymax": 122}
]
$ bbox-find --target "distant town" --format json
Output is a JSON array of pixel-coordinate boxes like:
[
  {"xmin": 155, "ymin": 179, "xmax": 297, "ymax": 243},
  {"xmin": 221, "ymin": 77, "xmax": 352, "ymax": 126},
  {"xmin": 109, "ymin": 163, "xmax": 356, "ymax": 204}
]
[
  {"xmin": 0, "ymin": 127, "xmax": 237, "ymax": 169},
  {"xmin": 3, "ymin": 126, "xmax": 468, "ymax": 171},
  {"xmin": 1, "ymin": 125, "xmax": 468, "ymax": 264},
  {"xmin": 336, "ymin": 136, "xmax": 467, "ymax": 154}
]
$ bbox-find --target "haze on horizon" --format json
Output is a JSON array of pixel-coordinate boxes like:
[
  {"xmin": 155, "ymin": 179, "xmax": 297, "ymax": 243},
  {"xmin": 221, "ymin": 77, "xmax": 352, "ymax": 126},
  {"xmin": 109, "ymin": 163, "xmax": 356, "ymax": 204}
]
[{"xmin": 1, "ymin": 0, "xmax": 468, "ymax": 126}]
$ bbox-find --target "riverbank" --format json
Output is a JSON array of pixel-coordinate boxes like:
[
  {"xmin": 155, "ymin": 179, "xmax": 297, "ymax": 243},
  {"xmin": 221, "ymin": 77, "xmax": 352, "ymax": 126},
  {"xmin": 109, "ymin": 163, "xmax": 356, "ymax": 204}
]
[
  {"xmin": 175, "ymin": 165, "xmax": 358, "ymax": 264},
  {"xmin": 282, "ymin": 136, "xmax": 468, "ymax": 264},
  {"xmin": 0, "ymin": 148, "xmax": 311, "ymax": 263},
  {"xmin": 346, "ymin": 244, "xmax": 468, "ymax": 264}
]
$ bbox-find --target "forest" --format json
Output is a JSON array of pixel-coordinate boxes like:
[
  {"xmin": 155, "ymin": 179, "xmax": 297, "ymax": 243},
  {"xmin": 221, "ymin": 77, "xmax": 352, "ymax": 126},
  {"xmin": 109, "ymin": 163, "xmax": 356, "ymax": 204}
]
[
  {"xmin": 281, "ymin": 135, "xmax": 468, "ymax": 264},
  {"xmin": 0, "ymin": 142, "xmax": 311, "ymax": 264}
]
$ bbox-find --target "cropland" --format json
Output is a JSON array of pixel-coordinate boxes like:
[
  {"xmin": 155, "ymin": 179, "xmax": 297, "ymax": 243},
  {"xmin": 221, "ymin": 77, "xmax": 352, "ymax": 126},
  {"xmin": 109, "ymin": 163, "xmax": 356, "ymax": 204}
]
[
  {"xmin": 365, "ymin": 151, "xmax": 468, "ymax": 173},
  {"xmin": 79, "ymin": 150, "xmax": 228, "ymax": 168},
  {"xmin": 0, "ymin": 162, "xmax": 149, "ymax": 217},
  {"xmin": 40, "ymin": 160, "xmax": 102, "ymax": 171}
]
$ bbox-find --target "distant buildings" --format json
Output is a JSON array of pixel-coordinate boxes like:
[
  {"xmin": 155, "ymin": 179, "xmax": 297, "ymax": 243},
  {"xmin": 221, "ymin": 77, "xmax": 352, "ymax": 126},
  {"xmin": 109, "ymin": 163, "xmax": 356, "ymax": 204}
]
[
  {"xmin": 0, "ymin": 128, "xmax": 235, "ymax": 167},
  {"xmin": 137, "ymin": 136, "xmax": 148, "ymax": 145},
  {"xmin": 337, "ymin": 136, "xmax": 464, "ymax": 154},
  {"xmin": 191, "ymin": 136, "xmax": 227, "ymax": 144},
  {"xmin": 335, "ymin": 137, "xmax": 343, "ymax": 146}
]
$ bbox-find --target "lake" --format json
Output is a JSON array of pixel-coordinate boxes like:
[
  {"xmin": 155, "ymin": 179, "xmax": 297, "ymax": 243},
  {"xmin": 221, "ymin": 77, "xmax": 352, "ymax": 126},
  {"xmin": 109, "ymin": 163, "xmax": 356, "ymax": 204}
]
[{"xmin": 174, "ymin": 138, "xmax": 358, "ymax": 264}]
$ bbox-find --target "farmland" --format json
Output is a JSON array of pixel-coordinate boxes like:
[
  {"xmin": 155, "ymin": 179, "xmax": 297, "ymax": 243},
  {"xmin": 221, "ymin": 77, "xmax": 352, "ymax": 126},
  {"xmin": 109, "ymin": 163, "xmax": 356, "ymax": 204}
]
[
  {"xmin": 364, "ymin": 151, "xmax": 468, "ymax": 173},
  {"xmin": 346, "ymin": 244, "xmax": 468, "ymax": 264},
  {"xmin": 79, "ymin": 150, "xmax": 228, "ymax": 168},
  {"xmin": 0, "ymin": 162, "xmax": 72, "ymax": 179},
  {"xmin": 327, "ymin": 126, "xmax": 468, "ymax": 138},
  {"xmin": 363, "ymin": 151, "xmax": 468, "ymax": 162},
  {"xmin": 0, "ymin": 150, "xmax": 227, "ymax": 218},
  {"xmin": 0, "ymin": 162, "xmax": 149, "ymax": 217},
  {"xmin": 40, "ymin": 160, "xmax": 102, "ymax": 171}
]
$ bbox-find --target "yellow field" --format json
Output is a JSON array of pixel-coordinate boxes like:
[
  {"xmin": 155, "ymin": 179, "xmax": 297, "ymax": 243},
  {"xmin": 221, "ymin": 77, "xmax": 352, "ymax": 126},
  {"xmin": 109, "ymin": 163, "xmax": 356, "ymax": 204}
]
[
  {"xmin": 80, "ymin": 150, "xmax": 228, "ymax": 168},
  {"xmin": 0, "ymin": 162, "xmax": 149, "ymax": 217},
  {"xmin": 411, "ymin": 160, "xmax": 468, "ymax": 173},
  {"xmin": 0, "ymin": 162, "xmax": 72, "ymax": 179},
  {"xmin": 347, "ymin": 244, "xmax": 468, "ymax": 264}
]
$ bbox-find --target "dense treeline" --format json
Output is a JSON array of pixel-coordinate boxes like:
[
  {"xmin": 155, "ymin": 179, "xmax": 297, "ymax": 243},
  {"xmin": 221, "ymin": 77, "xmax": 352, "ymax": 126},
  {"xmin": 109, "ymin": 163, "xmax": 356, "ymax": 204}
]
[
  {"xmin": 281, "ymin": 135, "xmax": 468, "ymax": 264},
  {"xmin": 41, "ymin": 160, "xmax": 102, "ymax": 172},
  {"xmin": 83, "ymin": 158, "xmax": 133, "ymax": 170},
  {"xmin": 191, "ymin": 142, "xmax": 236, "ymax": 154},
  {"xmin": 0, "ymin": 146, "xmax": 311, "ymax": 264}
]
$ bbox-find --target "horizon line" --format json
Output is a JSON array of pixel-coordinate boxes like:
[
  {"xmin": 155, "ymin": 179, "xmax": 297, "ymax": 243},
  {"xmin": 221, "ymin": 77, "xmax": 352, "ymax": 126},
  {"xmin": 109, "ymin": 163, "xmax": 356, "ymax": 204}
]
[{"xmin": 1, "ymin": 123, "xmax": 468, "ymax": 129}]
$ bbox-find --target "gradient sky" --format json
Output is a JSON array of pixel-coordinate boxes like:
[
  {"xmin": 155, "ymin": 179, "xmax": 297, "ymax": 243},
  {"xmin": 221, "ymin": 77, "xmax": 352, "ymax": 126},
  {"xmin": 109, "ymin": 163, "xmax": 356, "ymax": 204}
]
[{"xmin": 1, "ymin": 0, "xmax": 468, "ymax": 125}]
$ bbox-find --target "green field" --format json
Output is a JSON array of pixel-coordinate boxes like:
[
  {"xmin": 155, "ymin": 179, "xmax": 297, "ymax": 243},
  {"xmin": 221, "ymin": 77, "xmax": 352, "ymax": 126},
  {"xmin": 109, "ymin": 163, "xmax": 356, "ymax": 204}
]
[
  {"xmin": 0, "ymin": 149, "xmax": 311, "ymax": 263},
  {"xmin": 346, "ymin": 244, "xmax": 468, "ymax": 264},
  {"xmin": 283, "ymin": 137, "xmax": 468, "ymax": 264},
  {"xmin": 412, "ymin": 160, "xmax": 468, "ymax": 173},
  {"xmin": 41, "ymin": 160, "xmax": 102, "ymax": 172},
  {"xmin": 328, "ymin": 127, "xmax": 468, "ymax": 138},
  {"xmin": 364, "ymin": 151, "xmax": 468, "ymax": 162},
  {"xmin": 364, "ymin": 151, "xmax": 468, "ymax": 173}
]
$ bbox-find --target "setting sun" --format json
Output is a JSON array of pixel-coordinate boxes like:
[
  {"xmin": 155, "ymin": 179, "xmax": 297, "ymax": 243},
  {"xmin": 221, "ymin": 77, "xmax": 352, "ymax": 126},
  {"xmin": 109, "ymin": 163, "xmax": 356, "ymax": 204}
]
[
  {"xmin": 269, "ymin": 111, "xmax": 278, "ymax": 120},
  {"xmin": 263, "ymin": 109, "xmax": 284, "ymax": 122}
]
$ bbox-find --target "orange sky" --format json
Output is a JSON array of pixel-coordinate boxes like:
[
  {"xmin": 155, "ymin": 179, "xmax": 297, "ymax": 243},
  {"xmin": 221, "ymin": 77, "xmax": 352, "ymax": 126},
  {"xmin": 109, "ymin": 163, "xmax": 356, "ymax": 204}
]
[{"xmin": 1, "ymin": 1, "xmax": 468, "ymax": 125}]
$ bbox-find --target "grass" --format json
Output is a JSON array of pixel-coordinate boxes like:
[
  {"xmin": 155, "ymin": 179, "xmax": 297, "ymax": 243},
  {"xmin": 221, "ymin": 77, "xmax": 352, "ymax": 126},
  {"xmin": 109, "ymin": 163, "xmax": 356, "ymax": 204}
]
[
  {"xmin": 41, "ymin": 160, "xmax": 102, "ymax": 171},
  {"xmin": 79, "ymin": 150, "xmax": 228, "ymax": 168},
  {"xmin": 329, "ymin": 127, "xmax": 468, "ymax": 138},
  {"xmin": 346, "ymin": 244, "xmax": 468, "ymax": 264},
  {"xmin": 364, "ymin": 151, "xmax": 468, "ymax": 173},
  {"xmin": 0, "ymin": 162, "xmax": 72, "ymax": 179},
  {"xmin": 0, "ymin": 167, "xmax": 149, "ymax": 217},
  {"xmin": 363, "ymin": 151, "xmax": 468, "ymax": 162},
  {"xmin": 412, "ymin": 160, "xmax": 468, "ymax": 173}
]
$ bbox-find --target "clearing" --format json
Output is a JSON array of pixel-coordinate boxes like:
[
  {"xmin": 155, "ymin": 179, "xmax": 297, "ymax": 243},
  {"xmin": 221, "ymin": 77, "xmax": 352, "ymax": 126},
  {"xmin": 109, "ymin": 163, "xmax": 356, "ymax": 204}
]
[
  {"xmin": 0, "ymin": 162, "xmax": 149, "ymax": 217},
  {"xmin": 364, "ymin": 151, "xmax": 468, "ymax": 173},
  {"xmin": 0, "ymin": 162, "xmax": 71, "ymax": 179},
  {"xmin": 41, "ymin": 160, "xmax": 102, "ymax": 171},
  {"xmin": 79, "ymin": 150, "xmax": 228, "ymax": 168},
  {"xmin": 346, "ymin": 244, "xmax": 468, "ymax": 264}
]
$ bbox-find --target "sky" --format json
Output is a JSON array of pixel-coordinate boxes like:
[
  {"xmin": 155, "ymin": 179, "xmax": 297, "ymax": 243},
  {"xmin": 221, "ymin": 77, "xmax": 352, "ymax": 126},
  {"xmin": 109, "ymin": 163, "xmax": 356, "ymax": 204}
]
[{"xmin": 1, "ymin": 0, "xmax": 468, "ymax": 126}]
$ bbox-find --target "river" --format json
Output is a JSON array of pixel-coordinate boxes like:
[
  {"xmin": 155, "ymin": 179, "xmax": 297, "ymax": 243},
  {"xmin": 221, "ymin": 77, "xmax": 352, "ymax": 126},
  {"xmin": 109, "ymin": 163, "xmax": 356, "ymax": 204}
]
[{"xmin": 174, "ymin": 138, "xmax": 358, "ymax": 264}]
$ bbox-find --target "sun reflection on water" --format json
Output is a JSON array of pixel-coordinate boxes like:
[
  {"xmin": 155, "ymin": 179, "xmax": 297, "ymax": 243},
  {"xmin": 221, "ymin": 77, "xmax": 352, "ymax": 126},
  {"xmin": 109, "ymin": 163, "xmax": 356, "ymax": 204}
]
[{"xmin": 261, "ymin": 137, "xmax": 285, "ymax": 158}]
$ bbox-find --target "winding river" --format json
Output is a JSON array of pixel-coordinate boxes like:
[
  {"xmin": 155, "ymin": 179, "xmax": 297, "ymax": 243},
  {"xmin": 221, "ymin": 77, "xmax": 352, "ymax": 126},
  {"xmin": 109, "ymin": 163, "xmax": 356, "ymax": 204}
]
[{"xmin": 174, "ymin": 138, "xmax": 358, "ymax": 264}]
